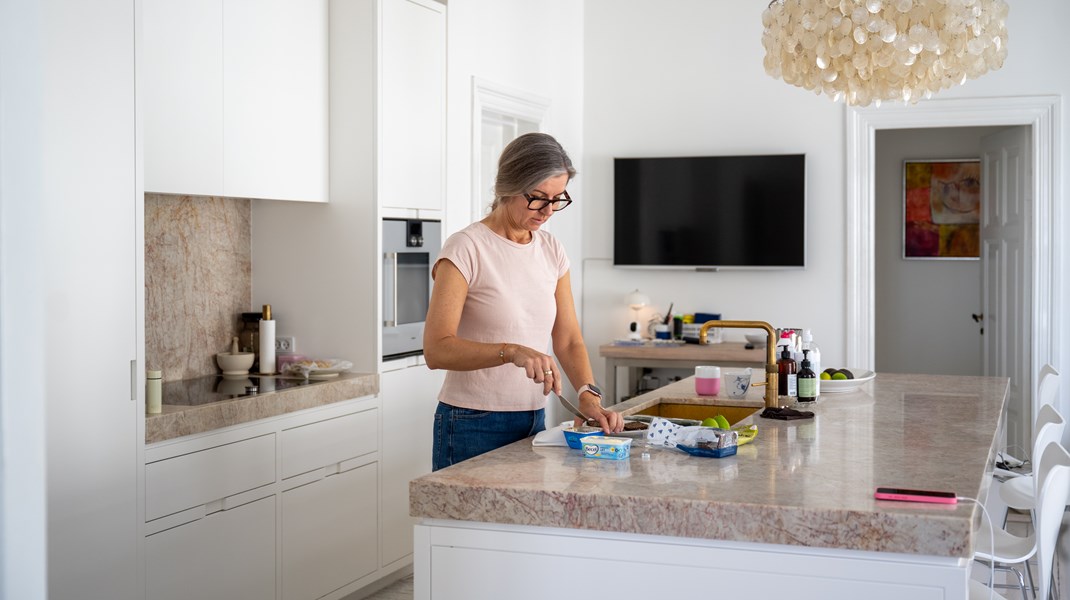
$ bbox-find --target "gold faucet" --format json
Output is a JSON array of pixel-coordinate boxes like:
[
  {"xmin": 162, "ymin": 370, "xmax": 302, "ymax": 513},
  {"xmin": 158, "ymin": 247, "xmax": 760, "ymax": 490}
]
[{"xmin": 698, "ymin": 320, "xmax": 780, "ymax": 409}]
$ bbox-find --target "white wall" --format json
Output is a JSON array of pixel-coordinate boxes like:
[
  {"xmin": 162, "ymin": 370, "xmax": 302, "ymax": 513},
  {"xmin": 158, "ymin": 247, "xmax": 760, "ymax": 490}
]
[
  {"xmin": 582, "ymin": 0, "xmax": 1070, "ymax": 398},
  {"xmin": 445, "ymin": 0, "xmax": 586, "ymax": 424},
  {"xmin": 583, "ymin": 0, "xmax": 847, "ymax": 376},
  {"xmin": 874, "ymin": 127, "xmax": 1006, "ymax": 376}
]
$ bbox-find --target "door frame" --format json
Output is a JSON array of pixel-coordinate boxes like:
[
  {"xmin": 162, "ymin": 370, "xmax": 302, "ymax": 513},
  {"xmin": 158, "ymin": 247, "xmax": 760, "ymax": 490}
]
[
  {"xmin": 470, "ymin": 77, "xmax": 550, "ymax": 223},
  {"xmin": 845, "ymin": 95, "xmax": 1060, "ymax": 402}
]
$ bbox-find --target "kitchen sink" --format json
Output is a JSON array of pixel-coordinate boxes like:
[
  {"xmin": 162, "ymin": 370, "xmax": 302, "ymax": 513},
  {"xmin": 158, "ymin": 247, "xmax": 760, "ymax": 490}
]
[{"xmin": 628, "ymin": 403, "xmax": 758, "ymax": 426}]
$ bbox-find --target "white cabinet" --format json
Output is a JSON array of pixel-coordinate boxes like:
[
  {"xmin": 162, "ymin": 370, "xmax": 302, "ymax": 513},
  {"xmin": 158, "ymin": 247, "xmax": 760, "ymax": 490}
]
[
  {"xmin": 21, "ymin": 2, "xmax": 141, "ymax": 597},
  {"xmin": 144, "ymin": 433, "xmax": 278, "ymax": 600},
  {"xmin": 380, "ymin": 359, "xmax": 444, "ymax": 566},
  {"xmin": 280, "ymin": 409, "xmax": 380, "ymax": 599},
  {"xmin": 379, "ymin": 0, "xmax": 446, "ymax": 214},
  {"xmin": 146, "ymin": 495, "xmax": 276, "ymax": 600},
  {"xmin": 223, "ymin": 0, "xmax": 328, "ymax": 202},
  {"xmin": 143, "ymin": 0, "xmax": 328, "ymax": 202},
  {"xmin": 145, "ymin": 433, "xmax": 275, "ymax": 521},
  {"xmin": 143, "ymin": 0, "xmax": 223, "ymax": 196},
  {"xmin": 143, "ymin": 398, "xmax": 380, "ymax": 600},
  {"xmin": 282, "ymin": 463, "xmax": 378, "ymax": 600}
]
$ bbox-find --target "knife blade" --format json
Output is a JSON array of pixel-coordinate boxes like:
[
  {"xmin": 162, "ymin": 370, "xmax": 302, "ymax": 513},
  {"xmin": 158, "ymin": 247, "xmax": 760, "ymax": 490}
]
[{"xmin": 553, "ymin": 392, "xmax": 587, "ymax": 422}]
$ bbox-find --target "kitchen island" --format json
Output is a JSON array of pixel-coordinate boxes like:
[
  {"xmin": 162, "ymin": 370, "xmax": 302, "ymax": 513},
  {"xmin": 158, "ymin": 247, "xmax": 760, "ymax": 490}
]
[{"xmin": 409, "ymin": 372, "xmax": 1008, "ymax": 599}]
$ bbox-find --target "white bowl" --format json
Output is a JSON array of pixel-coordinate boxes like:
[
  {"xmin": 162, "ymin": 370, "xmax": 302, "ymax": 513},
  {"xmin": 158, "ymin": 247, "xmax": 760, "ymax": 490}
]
[
  {"xmin": 820, "ymin": 369, "xmax": 876, "ymax": 394},
  {"xmin": 216, "ymin": 352, "xmax": 254, "ymax": 375},
  {"xmin": 744, "ymin": 333, "xmax": 767, "ymax": 346},
  {"xmin": 724, "ymin": 372, "xmax": 752, "ymax": 399}
]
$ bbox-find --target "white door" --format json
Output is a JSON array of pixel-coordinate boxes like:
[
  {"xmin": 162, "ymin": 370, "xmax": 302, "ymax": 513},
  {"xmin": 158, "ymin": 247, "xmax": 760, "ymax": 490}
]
[{"xmin": 980, "ymin": 126, "xmax": 1032, "ymax": 453}]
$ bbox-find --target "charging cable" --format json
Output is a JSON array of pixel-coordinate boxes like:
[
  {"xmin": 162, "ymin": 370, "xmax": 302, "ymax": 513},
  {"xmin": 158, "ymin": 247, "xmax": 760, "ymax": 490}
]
[{"xmin": 957, "ymin": 495, "xmax": 995, "ymax": 600}]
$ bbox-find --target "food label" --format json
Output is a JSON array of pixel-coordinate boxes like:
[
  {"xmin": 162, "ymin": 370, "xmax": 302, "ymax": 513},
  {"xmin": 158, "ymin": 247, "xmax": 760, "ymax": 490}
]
[{"xmin": 582, "ymin": 437, "xmax": 632, "ymax": 460}]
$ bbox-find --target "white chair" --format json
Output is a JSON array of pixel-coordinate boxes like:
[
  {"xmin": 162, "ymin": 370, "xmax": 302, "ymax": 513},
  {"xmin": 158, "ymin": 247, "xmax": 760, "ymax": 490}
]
[
  {"xmin": 972, "ymin": 441, "xmax": 1070, "ymax": 600},
  {"xmin": 1000, "ymin": 404, "xmax": 1065, "ymax": 513},
  {"xmin": 995, "ymin": 365, "xmax": 1060, "ymax": 476}
]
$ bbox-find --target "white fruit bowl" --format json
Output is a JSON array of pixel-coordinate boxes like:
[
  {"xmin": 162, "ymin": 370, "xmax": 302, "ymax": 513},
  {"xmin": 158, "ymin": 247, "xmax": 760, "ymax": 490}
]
[{"xmin": 820, "ymin": 369, "xmax": 876, "ymax": 394}]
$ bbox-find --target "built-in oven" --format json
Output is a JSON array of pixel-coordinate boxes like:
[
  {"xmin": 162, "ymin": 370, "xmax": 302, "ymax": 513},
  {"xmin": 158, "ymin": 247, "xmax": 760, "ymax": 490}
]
[{"xmin": 382, "ymin": 218, "xmax": 441, "ymax": 360}]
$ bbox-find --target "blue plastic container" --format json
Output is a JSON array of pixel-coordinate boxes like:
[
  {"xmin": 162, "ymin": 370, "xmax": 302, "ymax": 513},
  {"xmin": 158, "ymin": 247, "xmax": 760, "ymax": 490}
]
[{"xmin": 563, "ymin": 428, "xmax": 603, "ymax": 449}]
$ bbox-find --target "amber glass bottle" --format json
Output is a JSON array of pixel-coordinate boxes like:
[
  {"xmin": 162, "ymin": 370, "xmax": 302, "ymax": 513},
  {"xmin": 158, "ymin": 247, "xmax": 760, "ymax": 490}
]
[{"xmin": 777, "ymin": 343, "xmax": 797, "ymax": 400}]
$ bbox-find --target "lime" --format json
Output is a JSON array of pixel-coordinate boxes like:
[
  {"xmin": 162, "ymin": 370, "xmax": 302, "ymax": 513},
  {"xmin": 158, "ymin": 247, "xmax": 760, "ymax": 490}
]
[
  {"xmin": 700, "ymin": 417, "xmax": 719, "ymax": 428},
  {"xmin": 714, "ymin": 414, "xmax": 731, "ymax": 430},
  {"xmin": 831, "ymin": 372, "xmax": 848, "ymax": 380},
  {"xmin": 820, "ymin": 372, "xmax": 832, "ymax": 380}
]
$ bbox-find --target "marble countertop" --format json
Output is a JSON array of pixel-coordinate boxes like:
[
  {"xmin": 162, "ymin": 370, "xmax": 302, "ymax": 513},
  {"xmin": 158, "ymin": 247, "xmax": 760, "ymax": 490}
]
[
  {"xmin": 146, "ymin": 371, "xmax": 378, "ymax": 444},
  {"xmin": 409, "ymin": 372, "xmax": 1008, "ymax": 557}
]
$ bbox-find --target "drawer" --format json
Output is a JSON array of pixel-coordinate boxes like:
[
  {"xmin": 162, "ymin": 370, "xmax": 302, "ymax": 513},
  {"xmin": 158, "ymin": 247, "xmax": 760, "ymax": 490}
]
[
  {"xmin": 281, "ymin": 408, "xmax": 377, "ymax": 479},
  {"xmin": 146, "ymin": 433, "xmax": 275, "ymax": 521}
]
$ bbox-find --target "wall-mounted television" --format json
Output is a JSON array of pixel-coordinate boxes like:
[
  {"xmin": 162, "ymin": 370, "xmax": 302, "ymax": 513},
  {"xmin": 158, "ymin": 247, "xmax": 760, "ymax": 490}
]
[{"xmin": 614, "ymin": 154, "xmax": 806, "ymax": 270}]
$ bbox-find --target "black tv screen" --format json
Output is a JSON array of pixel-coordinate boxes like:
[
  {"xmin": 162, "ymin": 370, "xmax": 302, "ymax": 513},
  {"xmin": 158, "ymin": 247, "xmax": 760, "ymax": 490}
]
[{"xmin": 614, "ymin": 154, "xmax": 806, "ymax": 269}]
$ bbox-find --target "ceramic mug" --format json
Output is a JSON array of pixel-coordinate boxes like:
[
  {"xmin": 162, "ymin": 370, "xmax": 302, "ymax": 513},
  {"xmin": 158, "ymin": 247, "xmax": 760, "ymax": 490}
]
[
  {"xmin": 694, "ymin": 365, "xmax": 721, "ymax": 395},
  {"xmin": 725, "ymin": 371, "xmax": 752, "ymax": 399}
]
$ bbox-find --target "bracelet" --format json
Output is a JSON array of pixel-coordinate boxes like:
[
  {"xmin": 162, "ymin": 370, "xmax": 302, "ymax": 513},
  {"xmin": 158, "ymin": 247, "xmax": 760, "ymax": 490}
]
[{"xmin": 498, "ymin": 343, "xmax": 508, "ymax": 363}]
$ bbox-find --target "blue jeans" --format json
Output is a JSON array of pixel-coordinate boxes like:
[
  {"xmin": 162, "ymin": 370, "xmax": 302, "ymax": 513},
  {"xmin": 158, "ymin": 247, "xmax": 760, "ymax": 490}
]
[{"xmin": 432, "ymin": 402, "xmax": 545, "ymax": 471}]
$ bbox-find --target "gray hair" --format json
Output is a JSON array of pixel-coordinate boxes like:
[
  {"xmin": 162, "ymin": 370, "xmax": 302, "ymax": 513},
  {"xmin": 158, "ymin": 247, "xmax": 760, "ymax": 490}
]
[{"xmin": 490, "ymin": 133, "xmax": 576, "ymax": 211}]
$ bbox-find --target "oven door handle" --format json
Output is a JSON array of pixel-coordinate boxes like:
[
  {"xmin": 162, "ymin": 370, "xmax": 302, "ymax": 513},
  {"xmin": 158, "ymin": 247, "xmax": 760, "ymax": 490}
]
[{"xmin": 383, "ymin": 251, "xmax": 398, "ymax": 327}]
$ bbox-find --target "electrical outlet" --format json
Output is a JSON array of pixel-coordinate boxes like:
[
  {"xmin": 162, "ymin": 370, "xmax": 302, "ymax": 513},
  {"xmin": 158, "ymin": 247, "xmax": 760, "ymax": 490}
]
[{"xmin": 275, "ymin": 336, "xmax": 295, "ymax": 353}]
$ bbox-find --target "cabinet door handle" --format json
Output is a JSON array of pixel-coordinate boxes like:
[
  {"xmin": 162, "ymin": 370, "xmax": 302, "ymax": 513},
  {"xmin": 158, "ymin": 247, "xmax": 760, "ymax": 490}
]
[
  {"xmin": 384, "ymin": 252, "xmax": 397, "ymax": 327},
  {"xmin": 130, "ymin": 359, "xmax": 137, "ymax": 402}
]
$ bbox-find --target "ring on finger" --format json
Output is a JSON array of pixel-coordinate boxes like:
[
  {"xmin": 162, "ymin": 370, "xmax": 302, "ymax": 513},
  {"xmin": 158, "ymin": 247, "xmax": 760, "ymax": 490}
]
[{"xmin": 543, "ymin": 370, "xmax": 553, "ymax": 376}]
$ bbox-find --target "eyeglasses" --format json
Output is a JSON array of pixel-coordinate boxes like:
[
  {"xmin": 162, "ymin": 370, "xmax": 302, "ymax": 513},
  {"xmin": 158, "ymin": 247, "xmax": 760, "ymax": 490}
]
[{"xmin": 523, "ymin": 190, "xmax": 572, "ymax": 211}]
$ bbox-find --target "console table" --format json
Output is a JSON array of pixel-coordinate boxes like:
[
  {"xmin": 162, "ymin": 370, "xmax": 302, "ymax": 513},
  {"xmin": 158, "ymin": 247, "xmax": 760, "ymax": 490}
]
[{"xmin": 598, "ymin": 341, "xmax": 766, "ymax": 404}]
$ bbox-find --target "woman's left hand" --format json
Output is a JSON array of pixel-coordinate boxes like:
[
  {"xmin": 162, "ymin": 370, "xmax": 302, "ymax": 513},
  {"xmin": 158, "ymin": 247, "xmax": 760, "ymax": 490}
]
[{"xmin": 576, "ymin": 392, "xmax": 624, "ymax": 434}]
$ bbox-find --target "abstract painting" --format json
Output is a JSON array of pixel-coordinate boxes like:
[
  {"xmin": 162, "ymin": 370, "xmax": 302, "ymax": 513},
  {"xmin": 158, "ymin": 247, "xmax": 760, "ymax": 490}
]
[{"xmin": 903, "ymin": 159, "xmax": 981, "ymax": 259}]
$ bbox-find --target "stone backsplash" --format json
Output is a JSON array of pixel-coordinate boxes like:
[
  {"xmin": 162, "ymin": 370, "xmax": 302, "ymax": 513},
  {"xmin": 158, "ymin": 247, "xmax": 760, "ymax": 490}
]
[{"xmin": 146, "ymin": 194, "xmax": 251, "ymax": 381}]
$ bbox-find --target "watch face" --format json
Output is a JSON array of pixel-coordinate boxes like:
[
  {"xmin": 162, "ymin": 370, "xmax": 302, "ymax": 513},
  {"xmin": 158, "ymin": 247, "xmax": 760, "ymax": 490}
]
[{"xmin": 584, "ymin": 384, "xmax": 602, "ymax": 397}]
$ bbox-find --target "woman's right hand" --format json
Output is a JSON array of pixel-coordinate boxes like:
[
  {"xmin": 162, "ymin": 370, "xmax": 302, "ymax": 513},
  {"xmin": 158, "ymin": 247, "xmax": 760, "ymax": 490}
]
[{"xmin": 505, "ymin": 344, "xmax": 561, "ymax": 396}]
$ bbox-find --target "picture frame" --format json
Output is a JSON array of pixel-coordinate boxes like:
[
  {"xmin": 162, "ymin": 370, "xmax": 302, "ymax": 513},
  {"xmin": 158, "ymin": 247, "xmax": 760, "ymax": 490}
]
[{"xmin": 902, "ymin": 158, "xmax": 981, "ymax": 260}]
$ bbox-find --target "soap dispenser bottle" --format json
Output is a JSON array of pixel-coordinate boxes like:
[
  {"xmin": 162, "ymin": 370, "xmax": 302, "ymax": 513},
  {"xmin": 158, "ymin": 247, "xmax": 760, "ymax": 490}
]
[
  {"xmin": 798, "ymin": 349, "xmax": 818, "ymax": 403},
  {"xmin": 801, "ymin": 329, "xmax": 821, "ymax": 395},
  {"xmin": 777, "ymin": 342, "xmax": 797, "ymax": 401}
]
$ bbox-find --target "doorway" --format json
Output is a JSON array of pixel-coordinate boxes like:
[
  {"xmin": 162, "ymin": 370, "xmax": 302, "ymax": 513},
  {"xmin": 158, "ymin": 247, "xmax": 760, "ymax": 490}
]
[
  {"xmin": 470, "ymin": 77, "xmax": 549, "ymax": 223},
  {"xmin": 874, "ymin": 126, "xmax": 1013, "ymax": 376},
  {"xmin": 846, "ymin": 96, "xmax": 1060, "ymax": 454}
]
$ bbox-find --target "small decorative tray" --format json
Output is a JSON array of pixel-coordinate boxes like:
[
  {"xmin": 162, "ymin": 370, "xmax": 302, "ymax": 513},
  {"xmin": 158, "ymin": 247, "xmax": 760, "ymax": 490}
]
[{"xmin": 676, "ymin": 444, "xmax": 738, "ymax": 459}]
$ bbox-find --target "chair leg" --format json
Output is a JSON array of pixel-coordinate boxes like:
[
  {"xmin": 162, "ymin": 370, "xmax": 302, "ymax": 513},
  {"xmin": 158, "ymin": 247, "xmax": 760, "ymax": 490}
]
[
  {"xmin": 986, "ymin": 563, "xmax": 1030, "ymax": 599},
  {"xmin": 1023, "ymin": 557, "xmax": 1036, "ymax": 599}
]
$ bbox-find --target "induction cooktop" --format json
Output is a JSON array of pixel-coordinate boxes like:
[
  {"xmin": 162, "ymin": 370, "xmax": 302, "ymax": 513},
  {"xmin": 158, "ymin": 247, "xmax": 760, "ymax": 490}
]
[{"xmin": 162, "ymin": 374, "xmax": 326, "ymax": 406}]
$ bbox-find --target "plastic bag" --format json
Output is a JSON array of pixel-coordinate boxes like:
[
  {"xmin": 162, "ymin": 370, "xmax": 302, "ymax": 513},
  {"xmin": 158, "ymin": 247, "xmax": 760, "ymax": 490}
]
[{"xmin": 282, "ymin": 358, "xmax": 353, "ymax": 379}]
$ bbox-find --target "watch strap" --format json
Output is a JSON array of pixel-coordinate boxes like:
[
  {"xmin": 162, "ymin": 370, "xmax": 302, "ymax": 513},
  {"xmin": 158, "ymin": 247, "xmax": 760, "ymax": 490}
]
[{"xmin": 577, "ymin": 383, "xmax": 602, "ymax": 398}]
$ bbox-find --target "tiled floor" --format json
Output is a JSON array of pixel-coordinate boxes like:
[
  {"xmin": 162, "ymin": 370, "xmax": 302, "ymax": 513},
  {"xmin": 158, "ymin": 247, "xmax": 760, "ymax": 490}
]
[{"xmin": 361, "ymin": 574, "xmax": 412, "ymax": 600}]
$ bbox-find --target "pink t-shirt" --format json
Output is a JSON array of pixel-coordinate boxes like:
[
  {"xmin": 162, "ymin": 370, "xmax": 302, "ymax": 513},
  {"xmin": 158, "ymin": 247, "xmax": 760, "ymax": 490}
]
[{"xmin": 435, "ymin": 222, "xmax": 570, "ymax": 411}]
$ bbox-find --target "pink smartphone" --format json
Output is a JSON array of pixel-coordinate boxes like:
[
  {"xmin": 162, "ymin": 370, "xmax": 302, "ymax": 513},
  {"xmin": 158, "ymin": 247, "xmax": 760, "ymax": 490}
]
[{"xmin": 874, "ymin": 487, "xmax": 957, "ymax": 504}]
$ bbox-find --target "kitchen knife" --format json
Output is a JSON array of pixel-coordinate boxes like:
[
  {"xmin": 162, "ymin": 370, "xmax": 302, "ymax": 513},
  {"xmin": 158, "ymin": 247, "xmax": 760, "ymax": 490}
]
[{"xmin": 553, "ymin": 392, "xmax": 587, "ymax": 422}]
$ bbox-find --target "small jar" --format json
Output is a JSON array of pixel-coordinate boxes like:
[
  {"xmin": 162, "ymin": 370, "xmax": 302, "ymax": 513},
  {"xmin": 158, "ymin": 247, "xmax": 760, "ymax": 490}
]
[
  {"xmin": 654, "ymin": 324, "xmax": 670, "ymax": 340},
  {"xmin": 238, "ymin": 312, "xmax": 261, "ymax": 370},
  {"xmin": 146, "ymin": 369, "xmax": 162, "ymax": 414},
  {"xmin": 694, "ymin": 365, "xmax": 721, "ymax": 396}
]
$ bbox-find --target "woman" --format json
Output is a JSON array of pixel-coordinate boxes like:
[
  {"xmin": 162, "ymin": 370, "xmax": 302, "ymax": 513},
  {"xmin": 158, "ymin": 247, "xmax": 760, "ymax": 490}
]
[{"xmin": 424, "ymin": 133, "xmax": 624, "ymax": 471}]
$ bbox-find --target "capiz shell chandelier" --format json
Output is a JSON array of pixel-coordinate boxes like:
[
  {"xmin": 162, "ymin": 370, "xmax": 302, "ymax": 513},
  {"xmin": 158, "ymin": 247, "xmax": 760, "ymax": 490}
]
[{"xmin": 761, "ymin": 0, "xmax": 1009, "ymax": 106}]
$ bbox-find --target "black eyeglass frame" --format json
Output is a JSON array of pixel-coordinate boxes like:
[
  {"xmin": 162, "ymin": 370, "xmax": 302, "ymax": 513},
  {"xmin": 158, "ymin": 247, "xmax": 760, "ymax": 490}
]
[{"xmin": 523, "ymin": 190, "xmax": 573, "ymax": 211}]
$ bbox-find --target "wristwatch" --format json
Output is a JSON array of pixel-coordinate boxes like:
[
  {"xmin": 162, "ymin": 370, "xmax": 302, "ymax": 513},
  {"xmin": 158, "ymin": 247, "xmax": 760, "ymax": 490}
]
[{"xmin": 577, "ymin": 383, "xmax": 603, "ymax": 399}]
